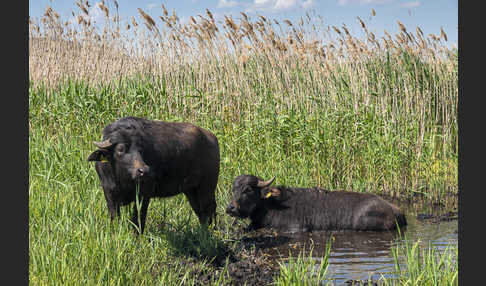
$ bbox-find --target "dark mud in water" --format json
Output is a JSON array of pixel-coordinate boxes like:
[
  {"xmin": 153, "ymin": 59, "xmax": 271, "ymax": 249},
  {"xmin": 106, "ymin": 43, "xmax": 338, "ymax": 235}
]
[{"xmin": 159, "ymin": 196, "xmax": 458, "ymax": 285}]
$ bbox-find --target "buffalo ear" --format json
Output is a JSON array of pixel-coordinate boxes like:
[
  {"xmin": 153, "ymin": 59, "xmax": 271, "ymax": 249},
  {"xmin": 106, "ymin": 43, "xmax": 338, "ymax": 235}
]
[
  {"xmin": 261, "ymin": 187, "xmax": 281, "ymax": 199},
  {"xmin": 87, "ymin": 149, "xmax": 110, "ymax": 162}
]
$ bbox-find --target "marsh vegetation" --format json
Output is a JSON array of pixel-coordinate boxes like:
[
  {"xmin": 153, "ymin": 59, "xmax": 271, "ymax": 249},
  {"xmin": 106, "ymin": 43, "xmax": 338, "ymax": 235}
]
[{"xmin": 29, "ymin": 1, "xmax": 457, "ymax": 284}]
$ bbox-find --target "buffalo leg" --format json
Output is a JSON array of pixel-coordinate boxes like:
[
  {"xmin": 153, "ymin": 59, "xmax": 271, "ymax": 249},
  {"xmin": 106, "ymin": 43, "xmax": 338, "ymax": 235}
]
[
  {"xmin": 199, "ymin": 190, "xmax": 216, "ymax": 225},
  {"xmin": 186, "ymin": 190, "xmax": 216, "ymax": 226},
  {"xmin": 196, "ymin": 175, "xmax": 218, "ymax": 226},
  {"xmin": 104, "ymin": 197, "xmax": 120, "ymax": 222},
  {"xmin": 184, "ymin": 191, "xmax": 205, "ymax": 224},
  {"xmin": 109, "ymin": 203, "xmax": 120, "ymax": 222},
  {"xmin": 131, "ymin": 197, "xmax": 150, "ymax": 234}
]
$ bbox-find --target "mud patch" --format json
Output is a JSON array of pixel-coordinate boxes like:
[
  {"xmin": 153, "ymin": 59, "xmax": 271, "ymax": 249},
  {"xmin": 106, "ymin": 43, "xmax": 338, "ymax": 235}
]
[
  {"xmin": 416, "ymin": 210, "xmax": 458, "ymax": 223},
  {"xmin": 223, "ymin": 253, "xmax": 279, "ymax": 286},
  {"xmin": 151, "ymin": 224, "xmax": 281, "ymax": 285},
  {"xmin": 239, "ymin": 228, "xmax": 293, "ymax": 251},
  {"xmin": 151, "ymin": 247, "xmax": 280, "ymax": 285}
]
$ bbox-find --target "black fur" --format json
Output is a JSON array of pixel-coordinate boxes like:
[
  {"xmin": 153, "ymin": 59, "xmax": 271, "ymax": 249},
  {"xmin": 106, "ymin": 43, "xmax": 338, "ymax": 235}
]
[
  {"xmin": 88, "ymin": 117, "xmax": 220, "ymax": 233},
  {"xmin": 226, "ymin": 175, "xmax": 406, "ymax": 232}
]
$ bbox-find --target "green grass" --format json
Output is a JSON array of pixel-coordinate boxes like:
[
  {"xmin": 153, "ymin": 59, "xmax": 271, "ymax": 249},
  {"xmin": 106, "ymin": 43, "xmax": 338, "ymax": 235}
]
[
  {"xmin": 29, "ymin": 69, "xmax": 457, "ymax": 284},
  {"xmin": 274, "ymin": 241, "xmax": 332, "ymax": 286},
  {"xmin": 381, "ymin": 239, "xmax": 458, "ymax": 286}
]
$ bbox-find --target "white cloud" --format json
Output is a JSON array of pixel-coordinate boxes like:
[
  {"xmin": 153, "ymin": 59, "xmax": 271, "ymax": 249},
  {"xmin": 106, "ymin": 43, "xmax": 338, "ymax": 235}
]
[
  {"xmin": 255, "ymin": 0, "xmax": 272, "ymax": 4},
  {"xmin": 338, "ymin": 0, "xmax": 394, "ymax": 6},
  {"xmin": 250, "ymin": 0, "xmax": 313, "ymax": 11},
  {"xmin": 400, "ymin": 1, "xmax": 420, "ymax": 8},
  {"xmin": 218, "ymin": 0, "xmax": 239, "ymax": 8},
  {"xmin": 69, "ymin": 2, "xmax": 106, "ymax": 27},
  {"xmin": 302, "ymin": 0, "xmax": 313, "ymax": 9},
  {"xmin": 275, "ymin": 0, "xmax": 297, "ymax": 9},
  {"xmin": 147, "ymin": 3, "xmax": 157, "ymax": 10}
]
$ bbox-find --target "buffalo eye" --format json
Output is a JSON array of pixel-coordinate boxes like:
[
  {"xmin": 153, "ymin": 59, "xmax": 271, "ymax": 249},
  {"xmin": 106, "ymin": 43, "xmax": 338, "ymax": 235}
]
[
  {"xmin": 115, "ymin": 144, "xmax": 126, "ymax": 155},
  {"xmin": 241, "ymin": 185, "xmax": 253, "ymax": 193}
]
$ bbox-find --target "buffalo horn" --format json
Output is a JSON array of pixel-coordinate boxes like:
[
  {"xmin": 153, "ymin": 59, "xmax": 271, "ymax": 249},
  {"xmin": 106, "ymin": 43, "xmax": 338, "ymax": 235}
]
[
  {"xmin": 257, "ymin": 176, "xmax": 276, "ymax": 188},
  {"xmin": 93, "ymin": 139, "xmax": 113, "ymax": 149}
]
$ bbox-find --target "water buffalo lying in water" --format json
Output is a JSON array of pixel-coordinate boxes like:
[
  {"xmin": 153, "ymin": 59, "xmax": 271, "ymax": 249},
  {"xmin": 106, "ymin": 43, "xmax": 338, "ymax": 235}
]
[
  {"xmin": 88, "ymin": 117, "xmax": 220, "ymax": 233},
  {"xmin": 226, "ymin": 175, "xmax": 406, "ymax": 232}
]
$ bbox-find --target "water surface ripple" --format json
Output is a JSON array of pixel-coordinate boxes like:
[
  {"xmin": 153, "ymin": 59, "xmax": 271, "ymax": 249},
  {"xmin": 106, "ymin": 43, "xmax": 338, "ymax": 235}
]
[{"xmin": 257, "ymin": 200, "xmax": 458, "ymax": 285}]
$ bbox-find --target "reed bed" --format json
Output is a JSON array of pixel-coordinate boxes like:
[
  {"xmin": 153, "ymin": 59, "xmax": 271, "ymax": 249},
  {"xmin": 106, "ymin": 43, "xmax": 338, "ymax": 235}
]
[{"xmin": 29, "ymin": 1, "xmax": 457, "ymax": 199}]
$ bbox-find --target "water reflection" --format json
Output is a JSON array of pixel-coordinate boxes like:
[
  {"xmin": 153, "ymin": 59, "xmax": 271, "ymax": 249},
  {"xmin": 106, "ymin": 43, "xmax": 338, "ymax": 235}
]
[{"xmin": 250, "ymin": 201, "xmax": 458, "ymax": 285}]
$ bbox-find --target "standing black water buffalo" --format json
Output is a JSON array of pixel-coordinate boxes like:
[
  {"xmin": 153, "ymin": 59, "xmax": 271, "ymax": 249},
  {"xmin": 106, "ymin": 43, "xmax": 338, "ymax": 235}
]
[
  {"xmin": 88, "ymin": 117, "xmax": 220, "ymax": 233},
  {"xmin": 226, "ymin": 175, "xmax": 406, "ymax": 232}
]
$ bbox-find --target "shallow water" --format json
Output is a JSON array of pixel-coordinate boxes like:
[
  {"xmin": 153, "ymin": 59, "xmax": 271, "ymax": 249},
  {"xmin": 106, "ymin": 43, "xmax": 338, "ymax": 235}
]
[
  {"xmin": 247, "ymin": 199, "xmax": 458, "ymax": 285},
  {"xmin": 323, "ymin": 215, "xmax": 457, "ymax": 284}
]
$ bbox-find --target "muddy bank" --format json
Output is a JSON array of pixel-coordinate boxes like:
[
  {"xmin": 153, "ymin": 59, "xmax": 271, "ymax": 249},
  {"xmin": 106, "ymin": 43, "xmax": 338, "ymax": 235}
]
[
  {"xmin": 189, "ymin": 227, "xmax": 291, "ymax": 285},
  {"xmin": 152, "ymin": 195, "xmax": 457, "ymax": 285},
  {"xmin": 151, "ymin": 245, "xmax": 280, "ymax": 285},
  {"xmin": 380, "ymin": 193, "xmax": 458, "ymax": 224},
  {"xmin": 150, "ymin": 223, "xmax": 283, "ymax": 285},
  {"xmin": 378, "ymin": 191, "xmax": 457, "ymax": 209},
  {"xmin": 207, "ymin": 253, "xmax": 278, "ymax": 285},
  {"xmin": 416, "ymin": 210, "xmax": 458, "ymax": 223}
]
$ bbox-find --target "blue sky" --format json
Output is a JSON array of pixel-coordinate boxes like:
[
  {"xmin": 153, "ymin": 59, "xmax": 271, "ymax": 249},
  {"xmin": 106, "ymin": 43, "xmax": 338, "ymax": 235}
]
[{"xmin": 29, "ymin": 0, "xmax": 457, "ymax": 47}]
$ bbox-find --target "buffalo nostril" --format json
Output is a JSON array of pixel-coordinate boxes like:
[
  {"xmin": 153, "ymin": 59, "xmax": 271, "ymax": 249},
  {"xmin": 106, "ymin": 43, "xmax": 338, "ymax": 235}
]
[
  {"xmin": 226, "ymin": 204, "xmax": 235, "ymax": 213},
  {"xmin": 137, "ymin": 168, "xmax": 145, "ymax": 176}
]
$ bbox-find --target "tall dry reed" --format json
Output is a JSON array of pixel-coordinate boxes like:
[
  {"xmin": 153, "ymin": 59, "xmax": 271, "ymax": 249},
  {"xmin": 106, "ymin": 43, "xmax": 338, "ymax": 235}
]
[{"xmin": 29, "ymin": 1, "xmax": 457, "ymax": 197}]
